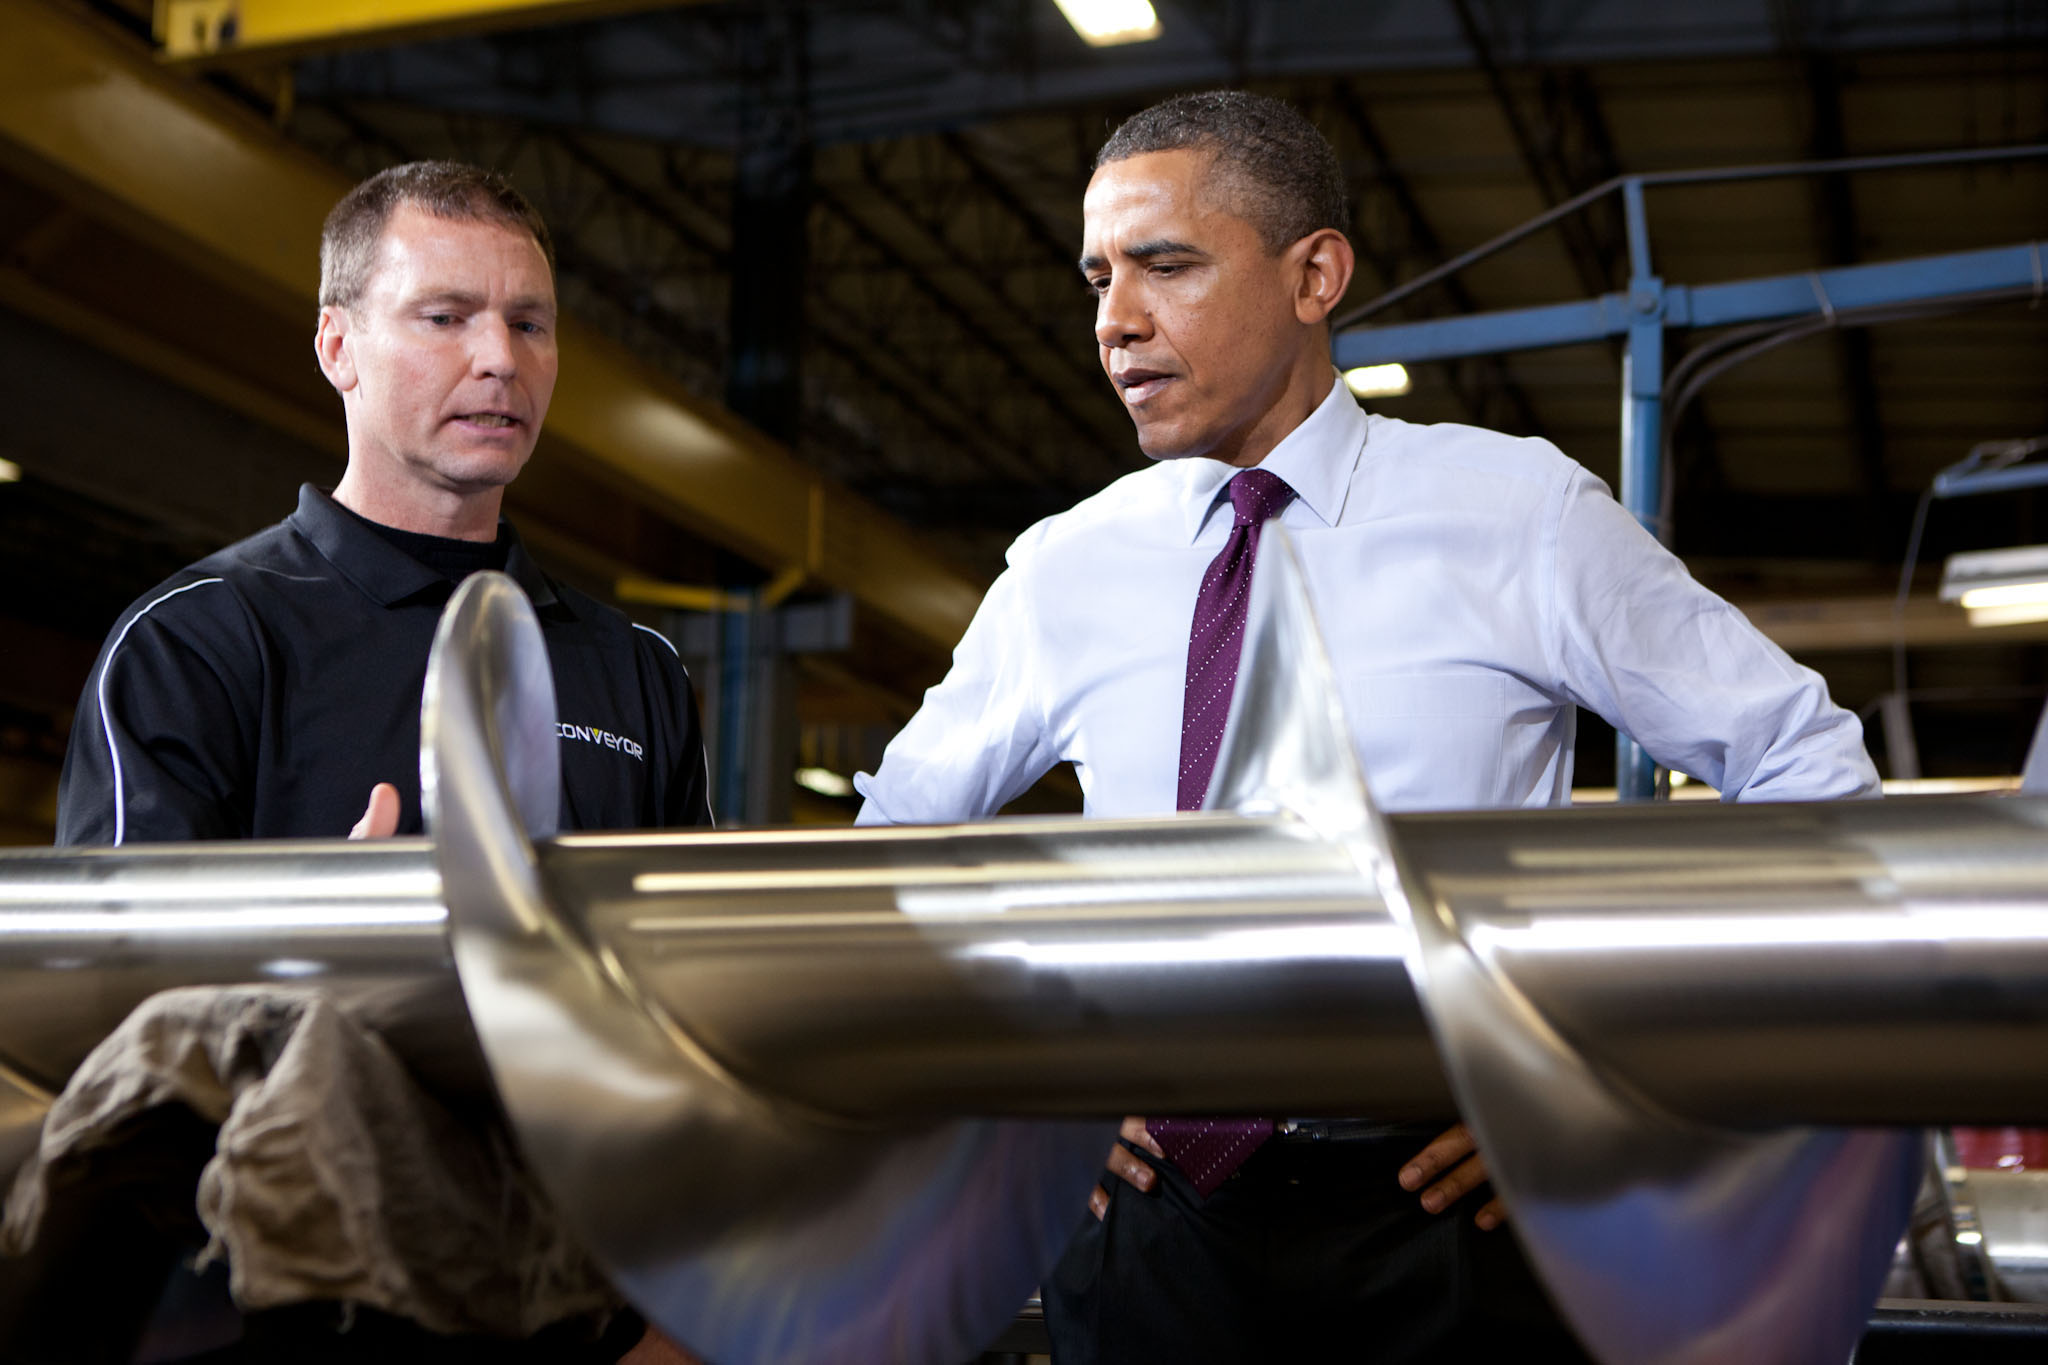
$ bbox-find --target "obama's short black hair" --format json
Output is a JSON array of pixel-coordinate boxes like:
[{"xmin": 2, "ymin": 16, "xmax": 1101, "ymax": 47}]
[{"xmin": 1097, "ymin": 89, "xmax": 1350, "ymax": 250}]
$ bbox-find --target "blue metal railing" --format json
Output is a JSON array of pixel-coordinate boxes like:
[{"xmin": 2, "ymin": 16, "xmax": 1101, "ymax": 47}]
[{"xmin": 1331, "ymin": 143, "xmax": 2048, "ymax": 800}]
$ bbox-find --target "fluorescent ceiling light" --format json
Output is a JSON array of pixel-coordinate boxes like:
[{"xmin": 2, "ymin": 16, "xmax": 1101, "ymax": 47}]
[
  {"xmin": 1053, "ymin": 0, "xmax": 1162, "ymax": 46},
  {"xmin": 795, "ymin": 766, "xmax": 855, "ymax": 798},
  {"xmin": 1939, "ymin": 544, "xmax": 2048, "ymax": 629},
  {"xmin": 1939, "ymin": 543, "xmax": 2048, "ymax": 602},
  {"xmin": 1967, "ymin": 602, "xmax": 2048, "ymax": 629},
  {"xmin": 0, "ymin": 458, "xmax": 19, "ymax": 483},
  {"xmin": 1960, "ymin": 582, "xmax": 2048, "ymax": 610},
  {"xmin": 1343, "ymin": 363, "xmax": 1411, "ymax": 399}
]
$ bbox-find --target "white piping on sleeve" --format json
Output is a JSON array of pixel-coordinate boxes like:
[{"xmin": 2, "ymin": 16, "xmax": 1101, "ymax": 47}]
[
  {"xmin": 701, "ymin": 746, "xmax": 716, "ymax": 829},
  {"xmin": 629, "ymin": 621, "xmax": 713, "ymax": 826},
  {"xmin": 98, "ymin": 578, "xmax": 225, "ymax": 846},
  {"xmin": 631, "ymin": 622, "xmax": 681, "ymax": 659}
]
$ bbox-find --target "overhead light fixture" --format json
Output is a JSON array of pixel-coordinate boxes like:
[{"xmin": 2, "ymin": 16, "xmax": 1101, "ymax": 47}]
[
  {"xmin": 1343, "ymin": 363, "xmax": 1412, "ymax": 400},
  {"xmin": 1053, "ymin": 0, "xmax": 1162, "ymax": 46},
  {"xmin": 0, "ymin": 458, "xmax": 18, "ymax": 483},
  {"xmin": 1962, "ymin": 601, "xmax": 2048, "ymax": 629},
  {"xmin": 795, "ymin": 766, "xmax": 856, "ymax": 799},
  {"xmin": 1938, "ymin": 544, "xmax": 2048, "ymax": 628}
]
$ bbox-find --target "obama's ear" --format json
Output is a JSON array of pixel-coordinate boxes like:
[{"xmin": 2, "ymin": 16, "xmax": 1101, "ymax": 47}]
[
  {"xmin": 314, "ymin": 305, "xmax": 358, "ymax": 394},
  {"xmin": 1291, "ymin": 228, "xmax": 1356, "ymax": 327}
]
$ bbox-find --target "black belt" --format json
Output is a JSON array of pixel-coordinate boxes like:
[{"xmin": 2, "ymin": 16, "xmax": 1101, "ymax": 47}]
[{"xmin": 1272, "ymin": 1119, "xmax": 1445, "ymax": 1144}]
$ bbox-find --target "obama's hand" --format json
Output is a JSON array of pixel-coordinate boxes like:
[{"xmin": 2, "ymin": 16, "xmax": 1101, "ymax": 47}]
[
  {"xmin": 1398, "ymin": 1122, "xmax": 1505, "ymax": 1230},
  {"xmin": 1088, "ymin": 1116, "xmax": 1166, "ymax": 1220}
]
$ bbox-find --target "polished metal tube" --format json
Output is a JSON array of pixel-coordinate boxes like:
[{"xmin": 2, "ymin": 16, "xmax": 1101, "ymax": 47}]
[
  {"xmin": 16, "ymin": 555, "xmax": 2046, "ymax": 1365},
  {"xmin": 10, "ymin": 792, "xmax": 2047, "ymax": 1365},
  {"xmin": 9, "ymin": 793, "xmax": 2048, "ymax": 1131},
  {"xmin": 1401, "ymin": 791, "xmax": 2048, "ymax": 1127},
  {"xmin": 0, "ymin": 819, "xmax": 1441, "ymax": 1121},
  {"xmin": 548, "ymin": 813, "xmax": 1445, "ymax": 1120},
  {"xmin": 538, "ymin": 792, "xmax": 2048, "ymax": 1130},
  {"xmin": 0, "ymin": 839, "xmax": 460, "ymax": 1097}
]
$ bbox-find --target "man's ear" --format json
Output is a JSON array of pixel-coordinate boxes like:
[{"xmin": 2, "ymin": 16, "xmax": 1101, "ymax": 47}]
[
  {"xmin": 1291, "ymin": 228, "xmax": 1356, "ymax": 327},
  {"xmin": 314, "ymin": 305, "xmax": 358, "ymax": 394}
]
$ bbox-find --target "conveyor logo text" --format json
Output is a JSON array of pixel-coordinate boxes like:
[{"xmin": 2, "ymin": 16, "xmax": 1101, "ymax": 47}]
[{"xmin": 557, "ymin": 721, "xmax": 644, "ymax": 761}]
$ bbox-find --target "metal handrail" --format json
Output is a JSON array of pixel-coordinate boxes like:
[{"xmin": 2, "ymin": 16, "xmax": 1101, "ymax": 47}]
[{"xmin": 1333, "ymin": 142, "xmax": 2048, "ymax": 331}]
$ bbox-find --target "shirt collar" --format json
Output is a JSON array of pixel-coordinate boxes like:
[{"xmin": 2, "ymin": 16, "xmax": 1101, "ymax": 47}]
[
  {"xmin": 290, "ymin": 484, "xmax": 560, "ymax": 610},
  {"xmin": 502, "ymin": 531, "xmax": 561, "ymax": 610},
  {"xmin": 1177, "ymin": 372, "xmax": 1367, "ymax": 543}
]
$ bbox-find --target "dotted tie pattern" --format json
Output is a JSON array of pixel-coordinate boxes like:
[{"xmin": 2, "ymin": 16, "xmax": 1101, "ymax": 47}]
[
  {"xmin": 1151, "ymin": 467, "xmax": 1298, "ymax": 1198},
  {"xmin": 1173, "ymin": 468, "xmax": 1299, "ymax": 812}
]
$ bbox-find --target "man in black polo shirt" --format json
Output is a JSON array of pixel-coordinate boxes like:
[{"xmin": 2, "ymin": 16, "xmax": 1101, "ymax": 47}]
[
  {"xmin": 58, "ymin": 160, "xmax": 711, "ymax": 844},
  {"xmin": 38, "ymin": 163, "xmax": 709, "ymax": 1363}
]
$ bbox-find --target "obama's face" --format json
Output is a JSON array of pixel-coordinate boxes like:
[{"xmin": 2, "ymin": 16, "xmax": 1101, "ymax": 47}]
[{"xmin": 1080, "ymin": 149, "xmax": 1353, "ymax": 468}]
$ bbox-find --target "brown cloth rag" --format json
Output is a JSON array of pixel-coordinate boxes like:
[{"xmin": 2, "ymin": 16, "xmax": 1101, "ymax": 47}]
[{"xmin": 2, "ymin": 985, "xmax": 622, "ymax": 1339}]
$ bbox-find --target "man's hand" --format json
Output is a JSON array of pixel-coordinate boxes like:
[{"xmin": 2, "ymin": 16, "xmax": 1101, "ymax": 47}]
[
  {"xmin": 1398, "ymin": 1122, "xmax": 1506, "ymax": 1230},
  {"xmin": 348, "ymin": 783, "xmax": 401, "ymax": 839},
  {"xmin": 1088, "ymin": 1115, "xmax": 1165, "ymax": 1220}
]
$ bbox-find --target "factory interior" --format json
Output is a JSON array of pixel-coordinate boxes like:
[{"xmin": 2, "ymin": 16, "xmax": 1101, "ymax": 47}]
[{"xmin": 2, "ymin": 0, "xmax": 2048, "ymax": 1361}]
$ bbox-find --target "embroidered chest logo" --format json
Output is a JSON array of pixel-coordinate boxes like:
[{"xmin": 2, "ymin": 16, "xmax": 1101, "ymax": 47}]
[{"xmin": 556, "ymin": 721, "xmax": 644, "ymax": 762}]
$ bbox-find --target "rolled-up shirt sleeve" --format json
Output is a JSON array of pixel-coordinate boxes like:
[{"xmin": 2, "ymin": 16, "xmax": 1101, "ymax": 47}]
[
  {"xmin": 855, "ymin": 558, "xmax": 1060, "ymax": 825},
  {"xmin": 1544, "ymin": 468, "xmax": 1880, "ymax": 802}
]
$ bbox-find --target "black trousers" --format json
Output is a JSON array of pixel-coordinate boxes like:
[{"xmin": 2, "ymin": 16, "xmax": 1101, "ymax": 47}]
[{"xmin": 1042, "ymin": 1135, "xmax": 1591, "ymax": 1364}]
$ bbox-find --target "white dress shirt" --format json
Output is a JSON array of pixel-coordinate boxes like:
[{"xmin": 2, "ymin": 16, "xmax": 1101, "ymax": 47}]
[{"xmin": 856, "ymin": 376, "xmax": 1878, "ymax": 822}]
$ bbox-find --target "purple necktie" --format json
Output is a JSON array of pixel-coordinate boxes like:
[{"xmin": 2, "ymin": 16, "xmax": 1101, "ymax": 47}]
[{"xmin": 1149, "ymin": 467, "xmax": 1297, "ymax": 1198}]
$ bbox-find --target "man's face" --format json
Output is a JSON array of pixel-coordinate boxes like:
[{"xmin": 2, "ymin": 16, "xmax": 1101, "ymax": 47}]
[
  {"xmin": 319, "ymin": 204, "xmax": 558, "ymax": 499},
  {"xmin": 1080, "ymin": 149, "xmax": 1312, "ymax": 464}
]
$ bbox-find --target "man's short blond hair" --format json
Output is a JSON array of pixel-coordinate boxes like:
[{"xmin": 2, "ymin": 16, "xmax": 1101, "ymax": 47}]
[{"xmin": 318, "ymin": 161, "xmax": 555, "ymax": 309}]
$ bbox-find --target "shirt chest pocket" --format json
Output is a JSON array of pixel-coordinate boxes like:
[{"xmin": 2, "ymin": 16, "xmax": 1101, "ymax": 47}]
[{"xmin": 1339, "ymin": 672, "xmax": 1508, "ymax": 811}]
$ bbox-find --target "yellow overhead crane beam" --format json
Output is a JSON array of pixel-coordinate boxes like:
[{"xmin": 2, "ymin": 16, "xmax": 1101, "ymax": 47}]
[
  {"xmin": 155, "ymin": 0, "xmax": 689, "ymax": 64},
  {"xmin": 0, "ymin": 0, "xmax": 985, "ymax": 656}
]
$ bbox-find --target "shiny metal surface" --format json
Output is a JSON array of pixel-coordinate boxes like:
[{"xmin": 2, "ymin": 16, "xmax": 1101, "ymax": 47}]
[
  {"xmin": 2023, "ymin": 697, "xmax": 2048, "ymax": 794},
  {"xmin": 420, "ymin": 568, "xmax": 562, "ymax": 846},
  {"xmin": 1388, "ymin": 795, "xmax": 2048, "ymax": 1353},
  {"xmin": 0, "ymin": 841, "xmax": 449, "ymax": 1092},
  {"xmin": 1933, "ymin": 1128, "xmax": 2006, "ymax": 1299},
  {"xmin": 546, "ymin": 818, "xmax": 1442, "ymax": 1121},
  {"xmin": 1401, "ymin": 822, "xmax": 1923, "ymax": 1365},
  {"xmin": 428, "ymin": 552, "xmax": 1956, "ymax": 1365},
  {"xmin": 0, "ymin": 839, "xmax": 459, "ymax": 1184},
  {"xmin": 9, "ymin": 555, "xmax": 2048, "ymax": 1365},
  {"xmin": 426, "ymin": 574, "xmax": 1120, "ymax": 1365},
  {"xmin": 1214, "ymin": 523, "xmax": 1925, "ymax": 1365},
  {"xmin": 1963, "ymin": 1167, "xmax": 2048, "ymax": 1300},
  {"xmin": 1400, "ymin": 796, "xmax": 2048, "ymax": 1127}
]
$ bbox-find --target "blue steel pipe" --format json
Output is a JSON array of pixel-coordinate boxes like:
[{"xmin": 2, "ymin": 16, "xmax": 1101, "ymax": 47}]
[
  {"xmin": 1613, "ymin": 178, "xmax": 1664, "ymax": 801},
  {"xmin": 1332, "ymin": 242, "xmax": 2047, "ymax": 370}
]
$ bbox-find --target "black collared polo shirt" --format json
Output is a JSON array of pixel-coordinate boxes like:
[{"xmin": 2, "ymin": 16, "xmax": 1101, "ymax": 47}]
[{"xmin": 57, "ymin": 485, "xmax": 712, "ymax": 844}]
